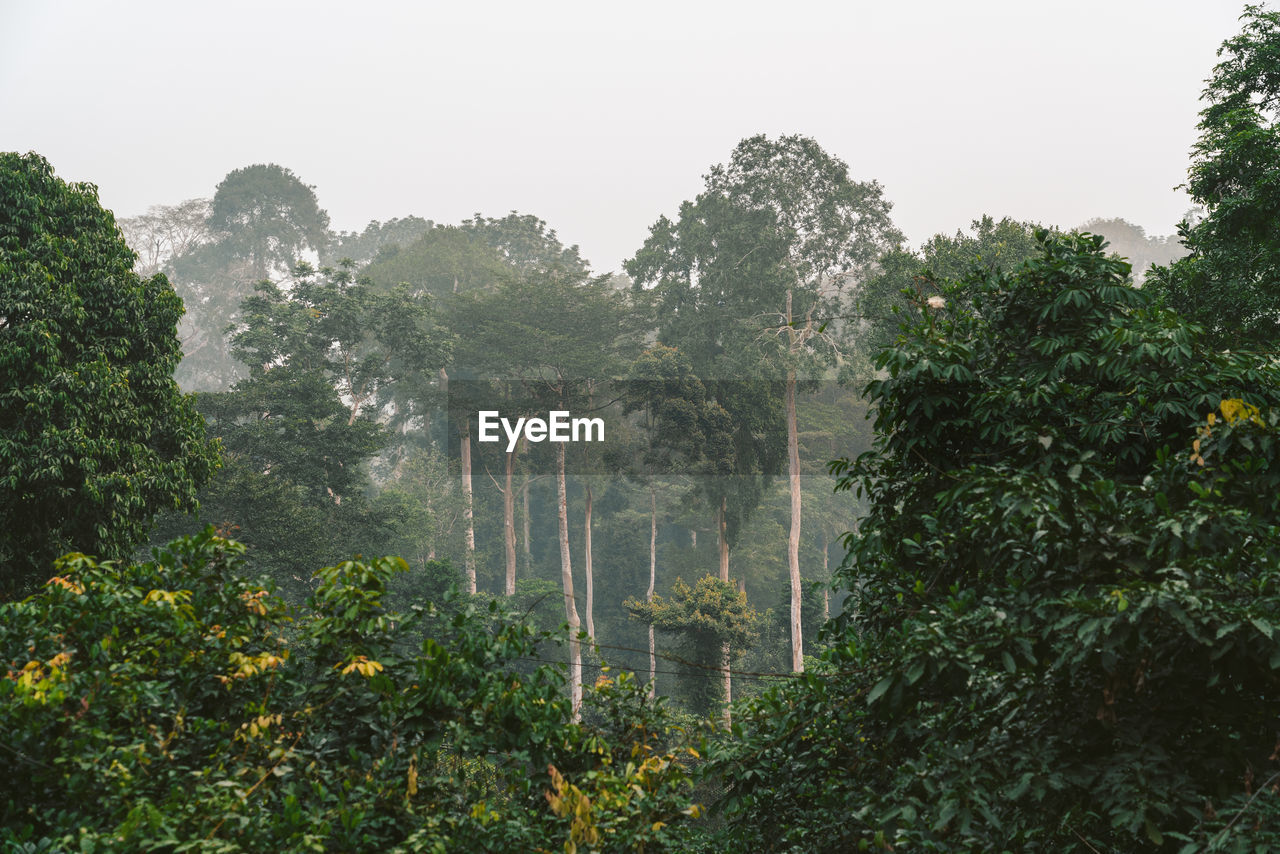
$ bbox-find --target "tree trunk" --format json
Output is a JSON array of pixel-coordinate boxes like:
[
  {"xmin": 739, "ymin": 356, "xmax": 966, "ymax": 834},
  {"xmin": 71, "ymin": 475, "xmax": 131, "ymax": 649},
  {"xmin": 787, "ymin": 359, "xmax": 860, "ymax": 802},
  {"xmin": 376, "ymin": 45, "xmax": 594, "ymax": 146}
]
[
  {"xmin": 521, "ymin": 468, "xmax": 532, "ymax": 573},
  {"xmin": 461, "ymin": 416, "xmax": 476, "ymax": 594},
  {"xmin": 648, "ymin": 485, "xmax": 657, "ymax": 698},
  {"xmin": 718, "ymin": 496, "xmax": 729, "ymax": 583},
  {"xmin": 786, "ymin": 365, "xmax": 804, "ymax": 672},
  {"xmin": 721, "ymin": 642, "xmax": 732, "ymax": 725},
  {"xmin": 718, "ymin": 493, "xmax": 731, "ymax": 723},
  {"xmin": 584, "ymin": 480, "xmax": 595, "ymax": 640},
  {"xmin": 503, "ymin": 448, "xmax": 517, "ymax": 596},
  {"xmin": 556, "ymin": 443, "xmax": 582, "ymax": 719},
  {"xmin": 822, "ymin": 529, "xmax": 830, "ymax": 624}
]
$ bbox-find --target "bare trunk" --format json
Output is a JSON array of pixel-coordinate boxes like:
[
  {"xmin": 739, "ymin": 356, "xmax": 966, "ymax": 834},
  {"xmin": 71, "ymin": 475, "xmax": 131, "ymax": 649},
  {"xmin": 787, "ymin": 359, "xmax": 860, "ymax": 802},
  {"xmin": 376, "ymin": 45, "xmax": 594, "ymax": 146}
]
[
  {"xmin": 521, "ymin": 470, "xmax": 532, "ymax": 573},
  {"xmin": 584, "ymin": 480, "xmax": 595, "ymax": 640},
  {"xmin": 718, "ymin": 494, "xmax": 731, "ymax": 723},
  {"xmin": 648, "ymin": 485, "xmax": 657, "ymax": 698},
  {"xmin": 718, "ymin": 496, "xmax": 729, "ymax": 582},
  {"xmin": 556, "ymin": 444, "xmax": 582, "ymax": 719},
  {"xmin": 721, "ymin": 642, "xmax": 732, "ymax": 725},
  {"xmin": 690, "ymin": 528, "xmax": 697, "ymax": 548},
  {"xmin": 822, "ymin": 529, "xmax": 830, "ymax": 624},
  {"xmin": 503, "ymin": 449, "xmax": 517, "ymax": 596},
  {"xmin": 461, "ymin": 417, "xmax": 476, "ymax": 594},
  {"xmin": 786, "ymin": 366, "xmax": 803, "ymax": 672}
]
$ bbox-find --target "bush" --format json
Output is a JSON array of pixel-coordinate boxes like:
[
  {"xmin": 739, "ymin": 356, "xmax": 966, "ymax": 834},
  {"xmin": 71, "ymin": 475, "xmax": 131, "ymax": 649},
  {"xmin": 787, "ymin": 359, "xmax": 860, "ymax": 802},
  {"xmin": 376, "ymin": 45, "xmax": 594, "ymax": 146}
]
[{"xmin": 1, "ymin": 529, "xmax": 704, "ymax": 851}]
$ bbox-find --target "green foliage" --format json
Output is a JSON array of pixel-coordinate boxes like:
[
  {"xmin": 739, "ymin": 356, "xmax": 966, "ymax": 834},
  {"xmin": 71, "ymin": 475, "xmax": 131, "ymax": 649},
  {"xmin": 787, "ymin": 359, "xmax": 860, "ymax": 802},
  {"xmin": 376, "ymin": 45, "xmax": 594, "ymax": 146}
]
[
  {"xmin": 709, "ymin": 232, "xmax": 1280, "ymax": 851},
  {"xmin": 156, "ymin": 261, "xmax": 450, "ymax": 592},
  {"xmin": 854, "ymin": 214, "xmax": 1043, "ymax": 370},
  {"xmin": 1145, "ymin": 5, "xmax": 1280, "ymax": 348},
  {"xmin": 0, "ymin": 152, "xmax": 219, "ymax": 598},
  {"xmin": 1, "ymin": 530, "xmax": 705, "ymax": 851},
  {"xmin": 360, "ymin": 224, "xmax": 513, "ymax": 300},
  {"xmin": 320, "ymin": 215, "xmax": 433, "ymax": 269},
  {"xmin": 621, "ymin": 344, "xmax": 735, "ymax": 478},
  {"xmin": 460, "ymin": 211, "xmax": 589, "ymax": 275},
  {"xmin": 627, "ymin": 575, "xmax": 764, "ymax": 715},
  {"xmin": 208, "ymin": 164, "xmax": 330, "ymax": 279}
]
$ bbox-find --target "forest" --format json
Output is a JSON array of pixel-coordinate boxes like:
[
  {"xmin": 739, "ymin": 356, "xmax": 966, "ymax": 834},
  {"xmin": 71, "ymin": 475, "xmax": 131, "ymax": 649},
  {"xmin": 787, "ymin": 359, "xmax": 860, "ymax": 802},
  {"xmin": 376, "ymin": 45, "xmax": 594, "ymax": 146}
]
[{"xmin": 4, "ymin": 7, "xmax": 1280, "ymax": 852}]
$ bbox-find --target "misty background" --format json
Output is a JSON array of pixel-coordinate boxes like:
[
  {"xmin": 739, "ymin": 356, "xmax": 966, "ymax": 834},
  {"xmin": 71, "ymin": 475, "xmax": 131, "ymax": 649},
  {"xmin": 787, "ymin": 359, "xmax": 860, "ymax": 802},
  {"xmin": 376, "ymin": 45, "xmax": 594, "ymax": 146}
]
[{"xmin": 0, "ymin": 1, "xmax": 1244, "ymax": 272}]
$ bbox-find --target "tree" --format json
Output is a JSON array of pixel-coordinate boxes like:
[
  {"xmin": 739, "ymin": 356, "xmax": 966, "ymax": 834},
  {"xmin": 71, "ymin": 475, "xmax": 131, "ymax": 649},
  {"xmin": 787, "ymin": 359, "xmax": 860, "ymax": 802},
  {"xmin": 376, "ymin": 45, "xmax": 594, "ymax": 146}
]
[
  {"xmin": 360, "ymin": 224, "xmax": 512, "ymax": 299},
  {"xmin": 159, "ymin": 165, "xmax": 334, "ymax": 391},
  {"xmin": 1077, "ymin": 216, "xmax": 1183, "ymax": 283},
  {"xmin": 0, "ymin": 152, "xmax": 219, "ymax": 597},
  {"xmin": 167, "ymin": 262, "xmax": 449, "ymax": 592},
  {"xmin": 854, "ymin": 214, "xmax": 1043, "ymax": 369},
  {"xmin": 625, "ymin": 574, "xmax": 764, "ymax": 718},
  {"xmin": 320, "ymin": 215, "xmax": 432, "ymax": 268},
  {"xmin": 449, "ymin": 264, "xmax": 638, "ymax": 717},
  {"xmin": 0, "ymin": 529, "xmax": 705, "ymax": 850},
  {"xmin": 118, "ymin": 198, "xmax": 213, "ymax": 277},
  {"xmin": 711, "ymin": 232, "xmax": 1280, "ymax": 850},
  {"xmin": 1145, "ymin": 6, "xmax": 1280, "ymax": 348},
  {"xmin": 629, "ymin": 134, "xmax": 901, "ymax": 673},
  {"xmin": 622, "ymin": 344, "xmax": 737, "ymax": 696},
  {"xmin": 460, "ymin": 211, "xmax": 589, "ymax": 274},
  {"xmin": 208, "ymin": 164, "xmax": 331, "ymax": 279}
]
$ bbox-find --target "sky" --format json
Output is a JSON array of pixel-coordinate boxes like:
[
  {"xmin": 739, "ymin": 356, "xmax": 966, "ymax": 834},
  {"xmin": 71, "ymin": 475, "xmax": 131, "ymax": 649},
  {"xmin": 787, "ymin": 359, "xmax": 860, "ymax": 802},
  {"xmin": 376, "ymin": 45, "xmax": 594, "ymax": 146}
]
[{"xmin": 0, "ymin": 1, "xmax": 1251, "ymax": 274}]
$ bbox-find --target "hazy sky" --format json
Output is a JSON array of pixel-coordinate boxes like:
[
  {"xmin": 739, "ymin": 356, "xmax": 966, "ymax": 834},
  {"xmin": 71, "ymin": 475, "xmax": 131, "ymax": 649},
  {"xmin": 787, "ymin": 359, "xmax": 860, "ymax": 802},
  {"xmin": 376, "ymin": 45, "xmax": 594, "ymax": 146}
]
[{"xmin": 0, "ymin": 1, "xmax": 1250, "ymax": 273}]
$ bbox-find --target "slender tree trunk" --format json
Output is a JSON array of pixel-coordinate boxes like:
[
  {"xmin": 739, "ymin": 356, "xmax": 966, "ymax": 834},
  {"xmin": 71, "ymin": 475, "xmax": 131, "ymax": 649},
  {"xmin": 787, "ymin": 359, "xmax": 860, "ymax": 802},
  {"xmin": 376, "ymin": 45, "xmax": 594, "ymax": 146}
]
[
  {"xmin": 721, "ymin": 642, "xmax": 732, "ymax": 725},
  {"xmin": 461, "ymin": 416, "xmax": 476, "ymax": 594},
  {"xmin": 648, "ymin": 485, "xmax": 657, "ymax": 698},
  {"xmin": 822, "ymin": 529, "xmax": 830, "ymax": 624},
  {"xmin": 521, "ymin": 467, "xmax": 532, "ymax": 573},
  {"xmin": 584, "ymin": 480, "xmax": 595, "ymax": 640},
  {"xmin": 717, "ymin": 494, "xmax": 731, "ymax": 722},
  {"xmin": 717, "ymin": 496, "xmax": 729, "ymax": 583},
  {"xmin": 503, "ymin": 448, "xmax": 517, "ymax": 596},
  {"xmin": 690, "ymin": 528, "xmax": 696, "ymax": 548},
  {"xmin": 556, "ymin": 443, "xmax": 582, "ymax": 719},
  {"xmin": 786, "ymin": 365, "xmax": 804, "ymax": 672}
]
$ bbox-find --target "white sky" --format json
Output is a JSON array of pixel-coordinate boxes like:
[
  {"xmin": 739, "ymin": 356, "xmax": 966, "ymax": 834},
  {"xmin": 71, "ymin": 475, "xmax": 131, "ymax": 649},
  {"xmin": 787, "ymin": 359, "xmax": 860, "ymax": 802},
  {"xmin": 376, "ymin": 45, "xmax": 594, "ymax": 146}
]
[{"xmin": 0, "ymin": 1, "xmax": 1250, "ymax": 273}]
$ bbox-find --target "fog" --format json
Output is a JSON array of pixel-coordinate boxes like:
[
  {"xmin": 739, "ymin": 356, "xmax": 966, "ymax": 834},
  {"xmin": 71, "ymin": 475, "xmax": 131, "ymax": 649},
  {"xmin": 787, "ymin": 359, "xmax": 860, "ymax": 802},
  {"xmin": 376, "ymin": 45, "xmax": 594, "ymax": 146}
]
[{"xmin": 0, "ymin": 0, "xmax": 1245, "ymax": 270}]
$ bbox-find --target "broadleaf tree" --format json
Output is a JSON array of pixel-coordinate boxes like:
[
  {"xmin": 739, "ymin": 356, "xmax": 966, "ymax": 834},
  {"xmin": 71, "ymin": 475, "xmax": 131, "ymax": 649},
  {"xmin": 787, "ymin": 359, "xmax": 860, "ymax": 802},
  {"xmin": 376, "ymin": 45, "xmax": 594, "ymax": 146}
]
[
  {"xmin": 629, "ymin": 134, "xmax": 902, "ymax": 672},
  {"xmin": 711, "ymin": 231, "xmax": 1280, "ymax": 851},
  {"xmin": 0, "ymin": 152, "xmax": 219, "ymax": 597}
]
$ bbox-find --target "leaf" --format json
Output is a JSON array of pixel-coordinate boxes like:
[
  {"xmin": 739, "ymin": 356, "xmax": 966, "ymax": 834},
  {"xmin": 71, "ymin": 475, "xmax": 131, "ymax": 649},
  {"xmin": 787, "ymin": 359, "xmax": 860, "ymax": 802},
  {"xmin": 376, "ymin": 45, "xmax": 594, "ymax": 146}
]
[
  {"xmin": 1145, "ymin": 817, "xmax": 1163, "ymax": 846},
  {"xmin": 867, "ymin": 675, "xmax": 894, "ymax": 705}
]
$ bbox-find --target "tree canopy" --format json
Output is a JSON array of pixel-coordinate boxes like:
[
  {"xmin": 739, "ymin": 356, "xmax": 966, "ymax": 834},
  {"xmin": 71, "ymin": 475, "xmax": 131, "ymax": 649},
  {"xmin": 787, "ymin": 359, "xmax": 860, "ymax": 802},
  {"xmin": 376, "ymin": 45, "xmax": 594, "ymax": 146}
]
[
  {"xmin": 0, "ymin": 152, "xmax": 219, "ymax": 597},
  {"xmin": 1146, "ymin": 5, "xmax": 1280, "ymax": 348},
  {"xmin": 711, "ymin": 232, "xmax": 1280, "ymax": 850}
]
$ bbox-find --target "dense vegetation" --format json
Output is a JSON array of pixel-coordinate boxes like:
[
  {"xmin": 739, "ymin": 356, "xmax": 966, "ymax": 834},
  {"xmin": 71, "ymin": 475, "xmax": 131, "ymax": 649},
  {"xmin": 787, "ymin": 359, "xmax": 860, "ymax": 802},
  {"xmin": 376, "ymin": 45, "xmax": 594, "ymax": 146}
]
[{"xmin": 6, "ymin": 7, "xmax": 1280, "ymax": 851}]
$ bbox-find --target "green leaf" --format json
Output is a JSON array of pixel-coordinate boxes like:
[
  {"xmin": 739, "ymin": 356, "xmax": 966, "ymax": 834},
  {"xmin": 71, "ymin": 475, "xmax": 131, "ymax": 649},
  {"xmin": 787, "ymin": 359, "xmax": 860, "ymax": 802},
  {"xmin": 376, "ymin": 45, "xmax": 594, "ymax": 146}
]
[{"xmin": 867, "ymin": 675, "xmax": 894, "ymax": 705}]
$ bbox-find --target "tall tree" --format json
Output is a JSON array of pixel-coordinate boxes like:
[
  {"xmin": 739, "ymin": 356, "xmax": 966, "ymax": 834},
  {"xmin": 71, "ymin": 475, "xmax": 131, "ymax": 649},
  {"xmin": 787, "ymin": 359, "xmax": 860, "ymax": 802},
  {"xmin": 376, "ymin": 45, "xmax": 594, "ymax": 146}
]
[
  {"xmin": 1145, "ymin": 5, "xmax": 1280, "ymax": 348},
  {"xmin": 451, "ymin": 265, "xmax": 636, "ymax": 716},
  {"xmin": 629, "ymin": 134, "xmax": 901, "ymax": 672},
  {"xmin": 0, "ymin": 152, "xmax": 219, "ymax": 596},
  {"xmin": 176, "ymin": 263, "xmax": 449, "ymax": 590},
  {"xmin": 713, "ymin": 232, "xmax": 1280, "ymax": 850},
  {"xmin": 207, "ymin": 164, "xmax": 331, "ymax": 279},
  {"xmin": 622, "ymin": 344, "xmax": 735, "ymax": 696},
  {"xmin": 118, "ymin": 198, "xmax": 213, "ymax": 277}
]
